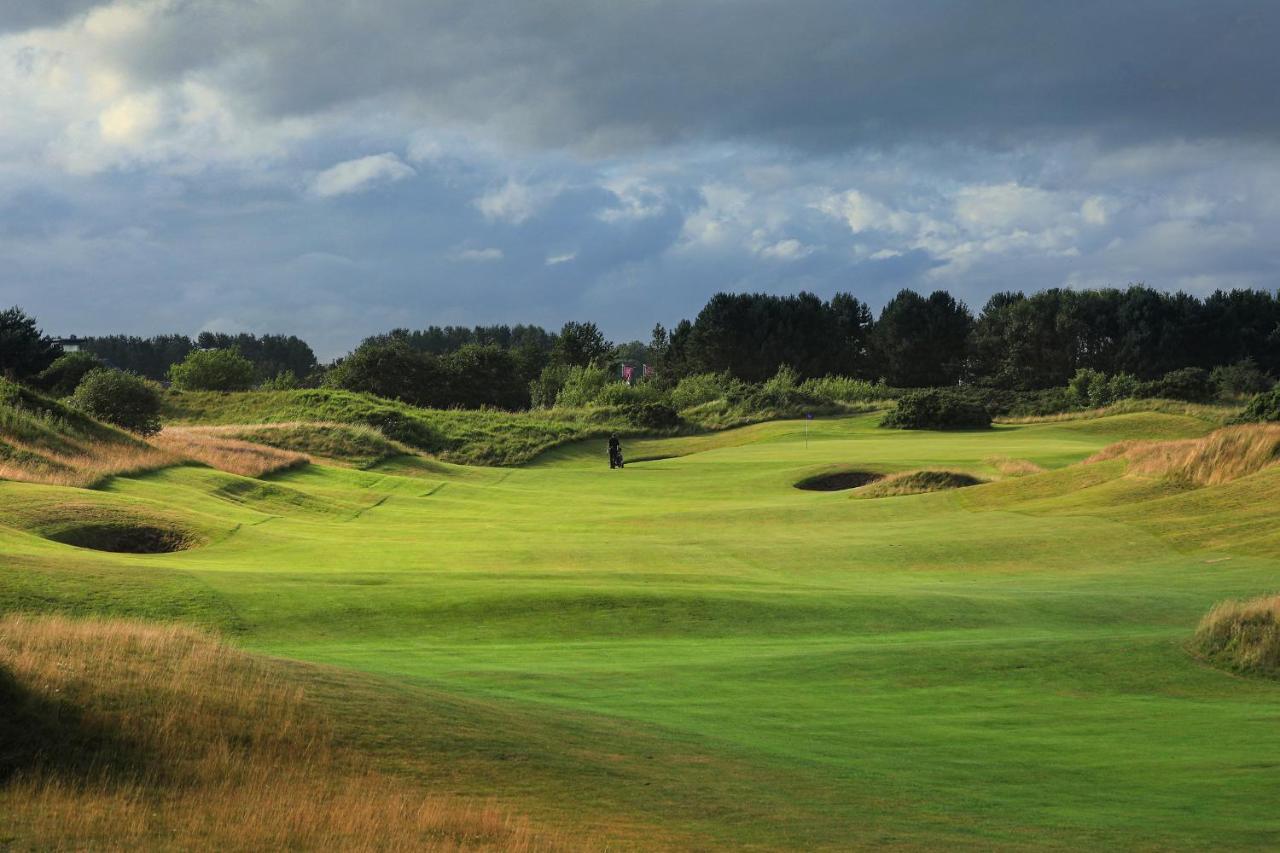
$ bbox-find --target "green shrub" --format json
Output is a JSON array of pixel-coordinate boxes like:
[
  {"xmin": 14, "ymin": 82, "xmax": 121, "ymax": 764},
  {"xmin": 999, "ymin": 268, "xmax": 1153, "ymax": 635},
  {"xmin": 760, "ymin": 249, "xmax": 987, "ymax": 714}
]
[
  {"xmin": 1066, "ymin": 368, "xmax": 1105, "ymax": 407},
  {"xmin": 1233, "ymin": 388, "xmax": 1280, "ymax": 423},
  {"xmin": 624, "ymin": 402, "xmax": 680, "ymax": 429},
  {"xmin": 1106, "ymin": 372, "xmax": 1141, "ymax": 403},
  {"xmin": 258, "ymin": 370, "xmax": 300, "ymax": 391},
  {"xmin": 324, "ymin": 340, "xmax": 443, "ymax": 407},
  {"xmin": 553, "ymin": 364, "xmax": 612, "ymax": 408},
  {"xmin": 1212, "ymin": 359, "xmax": 1272, "ymax": 398},
  {"xmin": 168, "ymin": 348, "xmax": 256, "ymax": 392},
  {"xmin": 594, "ymin": 381, "xmax": 667, "ymax": 407},
  {"xmin": 880, "ymin": 389, "xmax": 991, "ymax": 430},
  {"xmin": 1145, "ymin": 367, "xmax": 1215, "ymax": 403},
  {"xmin": 36, "ymin": 352, "xmax": 103, "ymax": 397},
  {"xmin": 670, "ymin": 372, "xmax": 745, "ymax": 410},
  {"xmin": 529, "ymin": 364, "xmax": 572, "ymax": 409},
  {"xmin": 799, "ymin": 375, "xmax": 891, "ymax": 404},
  {"xmin": 69, "ymin": 369, "xmax": 163, "ymax": 435}
]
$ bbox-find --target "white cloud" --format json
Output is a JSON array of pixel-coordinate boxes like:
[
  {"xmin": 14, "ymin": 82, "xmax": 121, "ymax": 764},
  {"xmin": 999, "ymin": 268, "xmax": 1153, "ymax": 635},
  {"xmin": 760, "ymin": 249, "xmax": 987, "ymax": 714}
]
[
  {"xmin": 598, "ymin": 175, "xmax": 666, "ymax": 222},
  {"xmin": 475, "ymin": 179, "xmax": 560, "ymax": 224},
  {"xmin": 758, "ymin": 238, "xmax": 813, "ymax": 261},
  {"xmin": 310, "ymin": 153, "xmax": 414, "ymax": 198},
  {"xmin": 453, "ymin": 247, "xmax": 504, "ymax": 262},
  {"xmin": 546, "ymin": 251, "xmax": 576, "ymax": 265}
]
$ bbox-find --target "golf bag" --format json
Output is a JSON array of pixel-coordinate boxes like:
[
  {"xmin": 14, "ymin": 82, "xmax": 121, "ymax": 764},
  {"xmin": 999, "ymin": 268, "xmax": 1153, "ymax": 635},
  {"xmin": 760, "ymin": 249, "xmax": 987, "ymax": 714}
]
[{"xmin": 609, "ymin": 445, "xmax": 624, "ymax": 469}]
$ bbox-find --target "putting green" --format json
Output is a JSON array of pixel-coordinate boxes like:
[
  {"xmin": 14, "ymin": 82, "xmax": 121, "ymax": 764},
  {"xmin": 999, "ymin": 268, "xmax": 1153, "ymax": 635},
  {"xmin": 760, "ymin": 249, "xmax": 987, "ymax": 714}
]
[{"xmin": 2, "ymin": 410, "xmax": 1279, "ymax": 849}]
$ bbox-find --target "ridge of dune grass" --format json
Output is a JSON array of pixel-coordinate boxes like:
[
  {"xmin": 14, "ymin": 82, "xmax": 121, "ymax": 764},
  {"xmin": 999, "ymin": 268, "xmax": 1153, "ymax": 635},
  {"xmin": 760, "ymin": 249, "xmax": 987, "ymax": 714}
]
[
  {"xmin": 1192, "ymin": 595, "xmax": 1280, "ymax": 677},
  {"xmin": 1086, "ymin": 423, "xmax": 1280, "ymax": 486},
  {"xmin": 152, "ymin": 426, "xmax": 311, "ymax": 478},
  {"xmin": 163, "ymin": 389, "xmax": 664, "ymax": 466},
  {"xmin": 222, "ymin": 421, "xmax": 406, "ymax": 468},
  {"xmin": 0, "ymin": 614, "xmax": 567, "ymax": 851},
  {"xmin": 995, "ymin": 398, "xmax": 1239, "ymax": 426},
  {"xmin": 0, "ymin": 379, "xmax": 174, "ymax": 488}
]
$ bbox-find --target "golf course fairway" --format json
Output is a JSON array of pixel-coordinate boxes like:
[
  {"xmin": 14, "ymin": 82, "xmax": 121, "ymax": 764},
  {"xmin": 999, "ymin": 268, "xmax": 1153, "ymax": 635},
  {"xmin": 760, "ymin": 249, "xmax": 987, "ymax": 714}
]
[{"xmin": 3, "ymin": 410, "xmax": 1279, "ymax": 849}]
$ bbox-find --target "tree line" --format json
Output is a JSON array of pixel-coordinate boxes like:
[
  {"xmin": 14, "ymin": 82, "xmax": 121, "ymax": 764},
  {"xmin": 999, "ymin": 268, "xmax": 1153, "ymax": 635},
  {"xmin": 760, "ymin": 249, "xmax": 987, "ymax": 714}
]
[
  {"xmin": 655, "ymin": 286, "xmax": 1280, "ymax": 389},
  {"xmin": 4, "ymin": 283, "xmax": 1279, "ymax": 413}
]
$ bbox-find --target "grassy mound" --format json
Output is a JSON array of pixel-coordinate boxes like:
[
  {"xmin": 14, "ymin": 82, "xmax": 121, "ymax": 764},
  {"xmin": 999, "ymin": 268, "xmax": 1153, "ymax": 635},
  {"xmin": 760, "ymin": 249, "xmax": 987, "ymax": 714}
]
[
  {"xmin": 223, "ymin": 421, "xmax": 405, "ymax": 468},
  {"xmin": 997, "ymin": 398, "xmax": 1240, "ymax": 428},
  {"xmin": 1087, "ymin": 424, "xmax": 1280, "ymax": 486},
  {"xmin": 164, "ymin": 389, "xmax": 647, "ymax": 466},
  {"xmin": 152, "ymin": 427, "xmax": 310, "ymax": 478},
  {"xmin": 1193, "ymin": 595, "xmax": 1280, "ymax": 677},
  {"xmin": 794, "ymin": 470, "xmax": 884, "ymax": 491},
  {"xmin": 855, "ymin": 470, "xmax": 985, "ymax": 498},
  {"xmin": 0, "ymin": 379, "xmax": 172, "ymax": 487},
  {"xmin": 0, "ymin": 615, "xmax": 559, "ymax": 850}
]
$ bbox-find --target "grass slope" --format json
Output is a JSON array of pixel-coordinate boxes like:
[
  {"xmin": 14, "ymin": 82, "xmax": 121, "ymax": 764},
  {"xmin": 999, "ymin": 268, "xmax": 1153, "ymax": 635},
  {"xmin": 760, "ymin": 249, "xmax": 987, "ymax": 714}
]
[
  {"xmin": 5, "ymin": 407, "xmax": 1280, "ymax": 848},
  {"xmin": 163, "ymin": 389, "xmax": 649, "ymax": 466}
]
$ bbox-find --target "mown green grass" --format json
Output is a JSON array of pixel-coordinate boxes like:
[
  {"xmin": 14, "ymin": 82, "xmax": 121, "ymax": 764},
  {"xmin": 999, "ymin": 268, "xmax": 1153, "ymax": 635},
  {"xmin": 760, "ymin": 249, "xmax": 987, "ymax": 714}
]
[{"xmin": 3, "ymin": 408, "xmax": 1280, "ymax": 848}]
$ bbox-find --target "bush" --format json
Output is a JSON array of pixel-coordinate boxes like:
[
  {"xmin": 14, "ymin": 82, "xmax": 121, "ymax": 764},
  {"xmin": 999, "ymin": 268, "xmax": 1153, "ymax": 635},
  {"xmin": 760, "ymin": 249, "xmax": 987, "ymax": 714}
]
[
  {"xmin": 440, "ymin": 344, "xmax": 529, "ymax": 410},
  {"xmin": 1146, "ymin": 367, "xmax": 1215, "ymax": 403},
  {"xmin": 36, "ymin": 351, "xmax": 103, "ymax": 397},
  {"xmin": 552, "ymin": 364, "xmax": 612, "ymax": 408},
  {"xmin": 168, "ymin": 348, "xmax": 256, "ymax": 392},
  {"xmin": 258, "ymin": 370, "xmax": 300, "ymax": 391},
  {"xmin": 880, "ymin": 389, "xmax": 991, "ymax": 430},
  {"xmin": 1233, "ymin": 388, "xmax": 1280, "ymax": 423},
  {"xmin": 1212, "ymin": 359, "xmax": 1272, "ymax": 398},
  {"xmin": 325, "ymin": 341, "xmax": 443, "ymax": 407},
  {"xmin": 670, "ymin": 372, "xmax": 745, "ymax": 410},
  {"xmin": 529, "ymin": 364, "xmax": 572, "ymax": 409},
  {"xmin": 799, "ymin": 375, "xmax": 891, "ymax": 404},
  {"xmin": 69, "ymin": 369, "xmax": 163, "ymax": 435},
  {"xmin": 594, "ymin": 381, "xmax": 666, "ymax": 407},
  {"xmin": 625, "ymin": 402, "xmax": 681, "ymax": 429}
]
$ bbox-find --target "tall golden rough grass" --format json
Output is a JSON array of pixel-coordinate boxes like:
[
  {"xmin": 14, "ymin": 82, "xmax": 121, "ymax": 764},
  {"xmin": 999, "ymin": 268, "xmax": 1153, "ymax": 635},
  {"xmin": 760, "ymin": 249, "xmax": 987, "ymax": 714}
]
[
  {"xmin": 0, "ymin": 615, "xmax": 567, "ymax": 851},
  {"xmin": 1192, "ymin": 595, "xmax": 1280, "ymax": 676},
  {"xmin": 153, "ymin": 427, "xmax": 310, "ymax": 478},
  {"xmin": 0, "ymin": 437, "xmax": 175, "ymax": 488},
  {"xmin": 1086, "ymin": 424, "xmax": 1280, "ymax": 486}
]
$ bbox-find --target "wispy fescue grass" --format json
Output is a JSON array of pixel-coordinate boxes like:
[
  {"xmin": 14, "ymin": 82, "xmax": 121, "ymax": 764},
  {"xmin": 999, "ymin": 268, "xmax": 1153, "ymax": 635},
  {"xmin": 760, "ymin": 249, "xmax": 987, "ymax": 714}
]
[
  {"xmin": 0, "ymin": 435, "xmax": 174, "ymax": 489},
  {"xmin": 995, "ymin": 398, "xmax": 1239, "ymax": 426},
  {"xmin": 0, "ymin": 379, "xmax": 174, "ymax": 487},
  {"xmin": 226, "ymin": 421, "xmax": 406, "ymax": 468},
  {"xmin": 153, "ymin": 426, "xmax": 310, "ymax": 478},
  {"xmin": 1192, "ymin": 595, "xmax": 1280, "ymax": 677},
  {"xmin": 854, "ymin": 469, "xmax": 985, "ymax": 498},
  {"xmin": 1086, "ymin": 424, "xmax": 1280, "ymax": 486},
  {"xmin": 0, "ymin": 615, "xmax": 564, "ymax": 851}
]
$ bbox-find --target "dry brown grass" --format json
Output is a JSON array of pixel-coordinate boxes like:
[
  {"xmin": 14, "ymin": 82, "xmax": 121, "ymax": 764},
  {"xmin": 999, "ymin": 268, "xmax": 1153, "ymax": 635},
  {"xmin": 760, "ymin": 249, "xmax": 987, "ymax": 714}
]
[
  {"xmin": 984, "ymin": 456, "xmax": 1046, "ymax": 477},
  {"xmin": 1086, "ymin": 424, "xmax": 1280, "ymax": 486},
  {"xmin": 1192, "ymin": 594, "xmax": 1280, "ymax": 676},
  {"xmin": 0, "ymin": 437, "xmax": 175, "ymax": 489},
  {"xmin": 855, "ymin": 470, "xmax": 985, "ymax": 498},
  {"xmin": 0, "ymin": 615, "xmax": 568, "ymax": 851},
  {"xmin": 153, "ymin": 426, "xmax": 310, "ymax": 478}
]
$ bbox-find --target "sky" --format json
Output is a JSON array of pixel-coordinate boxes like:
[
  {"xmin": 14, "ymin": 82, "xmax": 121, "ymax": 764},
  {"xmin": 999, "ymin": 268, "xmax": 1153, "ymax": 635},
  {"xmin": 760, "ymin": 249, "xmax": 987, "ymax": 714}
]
[{"xmin": 2, "ymin": 1, "xmax": 1279, "ymax": 360}]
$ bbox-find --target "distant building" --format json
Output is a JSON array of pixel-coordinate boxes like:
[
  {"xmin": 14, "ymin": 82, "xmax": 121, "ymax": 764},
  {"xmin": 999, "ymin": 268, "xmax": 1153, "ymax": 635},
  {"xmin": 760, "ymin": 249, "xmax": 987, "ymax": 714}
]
[{"xmin": 54, "ymin": 336, "xmax": 84, "ymax": 353}]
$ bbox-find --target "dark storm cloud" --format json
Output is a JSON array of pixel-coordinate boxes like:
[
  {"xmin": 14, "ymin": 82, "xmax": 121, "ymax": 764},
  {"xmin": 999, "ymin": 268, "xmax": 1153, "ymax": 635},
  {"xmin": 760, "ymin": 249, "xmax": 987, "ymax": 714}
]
[
  {"xmin": 93, "ymin": 0, "xmax": 1280, "ymax": 153},
  {"xmin": 0, "ymin": 1, "xmax": 102, "ymax": 33}
]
